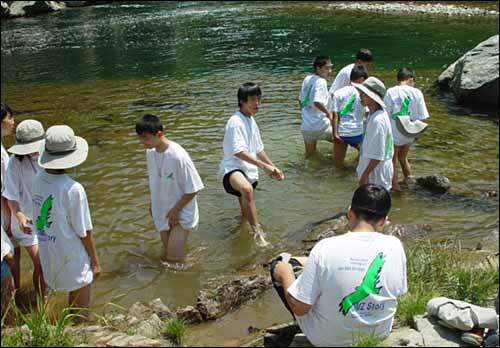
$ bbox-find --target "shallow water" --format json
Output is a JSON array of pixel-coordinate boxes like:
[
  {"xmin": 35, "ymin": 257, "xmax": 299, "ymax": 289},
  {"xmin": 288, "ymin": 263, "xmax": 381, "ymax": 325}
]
[{"xmin": 1, "ymin": 2, "xmax": 498, "ymax": 345}]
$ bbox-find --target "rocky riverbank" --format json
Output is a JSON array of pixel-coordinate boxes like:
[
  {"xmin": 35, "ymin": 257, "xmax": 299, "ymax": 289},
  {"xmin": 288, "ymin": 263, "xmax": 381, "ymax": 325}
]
[
  {"xmin": 323, "ymin": 2, "xmax": 499, "ymax": 17},
  {"xmin": 1, "ymin": 1, "xmax": 113, "ymax": 18}
]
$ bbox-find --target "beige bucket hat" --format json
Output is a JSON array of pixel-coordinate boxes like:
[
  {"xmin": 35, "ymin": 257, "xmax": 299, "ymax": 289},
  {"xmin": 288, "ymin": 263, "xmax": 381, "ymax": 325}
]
[
  {"xmin": 353, "ymin": 77, "xmax": 387, "ymax": 108},
  {"xmin": 396, "ymin": 116, "xmax": 429, "ymax": 138},
  {"xmin": 8, "ymin": 120, "xmax": 45, "ymax": 155},
  {"xmin": 38, "ymin": 125, "xmax": 88, "ymax": 170}
]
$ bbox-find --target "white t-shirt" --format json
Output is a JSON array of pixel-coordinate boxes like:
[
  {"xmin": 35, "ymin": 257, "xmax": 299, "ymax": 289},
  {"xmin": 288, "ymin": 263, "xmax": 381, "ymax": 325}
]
[
  {"xmin": 384, "ymin": 85, "xmax": 430, "ymax": 146},
  {"xmin": 329, "ymin": 63, "xmax": 355, "ymax": 96},
  {"xmin": 1, "ymin": 226, "xmax": 14, "ymax": 262},
  {"xmin": 332, "ymin": 86, "xmax": 365, "ymax": 137},
  {"xmin": 357, "ymin": 109, "xmax": 394, "ymax": 191},
  {"xmin": 1, "ymin": 144, "xmax": 10, "ymax": 231},
  {"xmin": 288, "ymin": 232, "xmax": 407, "ymax": 347},
  {"xmin": 32, "ymin": 171, "xmax": 93, "ymax": 292},
  {"xmin": 299, "ymin": 75, "xmax": 331, "ymax": 132},
  {"xmin": 219, "ymin": 111, "xmax": 265, "ymax": 183},
  {"xmin": 147, "ymin": 141, "xmax": 204, "ymax": 233},
  {"xmin": 3, "ymin": 156, "xmax": 40, "ymax": 246}
]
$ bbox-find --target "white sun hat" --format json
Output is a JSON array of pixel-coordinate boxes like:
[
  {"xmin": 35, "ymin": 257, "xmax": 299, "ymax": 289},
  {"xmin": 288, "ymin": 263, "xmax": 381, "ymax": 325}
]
[
  {"xmin": 352, "ymin": 77, "xmax": 387, "ymax": 109},
  {"xmin": 8, "ymin": 119, "xmax": 45, "ymax": 156},
  {"xmin": 38, "ymin": 125, "xmax": 88, "ymax": 170}
]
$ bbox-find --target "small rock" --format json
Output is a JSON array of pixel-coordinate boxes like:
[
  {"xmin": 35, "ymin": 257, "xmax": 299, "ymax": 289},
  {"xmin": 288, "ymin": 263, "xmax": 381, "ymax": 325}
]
[
  {"xmin": 148, "ymin": 298, "xmax": 174, "ymax": 320},
  {"xmin": 134, "ymin": 314, "xmax": 163, "ymax": 339},
  {"xmin": 176, "ymin": 305, "xmax": 203, "ymax": 324},
  {"xmin": 128, "ymin": 302, "xmax": 152, "ymax": 320},
  {"xmin": 416, "ymin": 175, "xmax": 451, "ymax": 194},
  {"xmin": 106, "ymin": 334, "xmax": 167, "ymax": 347}
]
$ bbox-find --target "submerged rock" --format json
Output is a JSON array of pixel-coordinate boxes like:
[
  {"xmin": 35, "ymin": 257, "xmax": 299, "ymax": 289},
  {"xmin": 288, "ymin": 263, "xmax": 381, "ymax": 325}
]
[
  {"xmin": 416, "ymin": 174, "xmax": 451, "ymax": 194},
  {"xmin": 438, "ymin": 35, "xmax": 499, "ymax": 108},
  {"xmin": 197, "ymin": 275, "xmax": 272, "ymax": 321}
]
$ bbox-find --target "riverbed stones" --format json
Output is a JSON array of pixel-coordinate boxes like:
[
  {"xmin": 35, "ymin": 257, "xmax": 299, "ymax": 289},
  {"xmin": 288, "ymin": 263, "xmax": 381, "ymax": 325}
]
[
  {"xmin": 175, "ymin": 305, "xmax": 203, "ymax": 324},
  {"xmin": 416, "ymin": 174, "xmax": 451, "ymax": 194},
  {"xmin": 414, "ymin": 315, "xmax": 463, "ymax": 347},
  {"xmin": 149, "ymin": 298, "xmax": 175, "ymax": 320},
  {"xmin": 438, "ymin": 35, "xmax": 499, "ymax": 108},
  {"xmin": 134, "ymin": 314, "xmax": 163, "ymax": 339}
]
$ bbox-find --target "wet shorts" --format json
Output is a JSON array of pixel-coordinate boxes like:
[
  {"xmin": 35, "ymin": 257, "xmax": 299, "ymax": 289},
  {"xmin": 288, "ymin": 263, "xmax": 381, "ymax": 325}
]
[
  {"xmin": 1, "ymin": 260, "xmax": 11, "ymax": 283},
  {"xmin": 341, "ymin": 134, "xmax": 364, "ymax": 147},
  {"xmin": 269, "ymin": 254, "xmax": 304, "ymax": 318},
  {"xmin": 223, "ymin": 170, "xmax": 258, "ymax": 197},
  {"xmin": 301, "ymin": 125, "xmax": 334, "ymax": 144}
]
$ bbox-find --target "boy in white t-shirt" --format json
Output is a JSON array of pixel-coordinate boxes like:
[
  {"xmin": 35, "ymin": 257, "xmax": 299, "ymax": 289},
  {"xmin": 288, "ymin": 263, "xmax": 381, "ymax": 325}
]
[
  {"xmin": 33, "ymin": 125, "xmax": 100, "ymax": 317},
  {"xmin": 1, "ymin": 103, "xmax": 20, "ymax": 292},
  {"xmin": 299, "ymin": 56, "xmax": 333, "ymax": 159},
  {"xmin": 4, "ymin": 120, "xmax": 46, "ymax": 296},
  {"xmin": 329, "ymin": 49, "xmax": 374, "ymax": 96},
  {"xmin": 331, "ymin": 65, "xmax": 369, "ymax": 168},
  {"xmin": 220, "ymin": 83, "xmax": 284, "ymax": 247},
  {"xmin": 353, "ymin": 77, "xmax": 394, "ymax": 191},
  {"xmin": 384, "ymin": 68, "xmax": 430, "ymax": 191},
  {"xmin": 136, "ymin": 114, "xmax": 204, "ymax": 267},
  {"xmin": 272, "ymin": 184, "xmax": 407, "ymax": 347}
]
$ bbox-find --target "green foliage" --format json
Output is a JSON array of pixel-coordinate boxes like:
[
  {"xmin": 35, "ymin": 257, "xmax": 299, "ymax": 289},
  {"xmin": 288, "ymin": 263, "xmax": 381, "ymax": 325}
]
[
  {"xmin": 352, "ymin": 331, "xmax": 384, "ymax": 347},
  {"xmin": 1, "ymin": 295, "xmax": 78, "ymax": 347},
  {"xmin": 163, "ymin": 318, "xmax": 187, "ymax": 346},
  {"xmin": 396, "ymin": 242, "xmax": 499, "ymax": 326}
]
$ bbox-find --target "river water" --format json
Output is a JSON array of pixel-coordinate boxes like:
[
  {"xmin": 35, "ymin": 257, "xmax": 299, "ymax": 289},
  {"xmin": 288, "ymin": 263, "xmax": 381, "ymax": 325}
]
[{"xmin": 1, "ymin": 2, "xmax": 498, "ymax": 345}]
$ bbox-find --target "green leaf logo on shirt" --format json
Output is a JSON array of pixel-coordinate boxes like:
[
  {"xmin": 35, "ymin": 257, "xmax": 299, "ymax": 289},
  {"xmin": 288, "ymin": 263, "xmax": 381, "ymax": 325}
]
[
  {"xmin": 339, "ymin": 95, "xmax": 356, "ymax": 118},
  {"xmin": 165, "ymin": 173, "xmax": 174, "ymax": 181},
  {"xmin": 36, "ymin": 195, "xmax": 54, "ymax": 230},
  {"xmin": 385, "ymin": 133, "xmax": 394, "ymax": 159},
  {"xmin": 339, "ymin": 253, "xmax": 386, "ymax": 316},
  {"xmin": 301, "ymin": 84, "xmax": 314, "ymax": 109},
  {"xmin": 391, "ymin": 96, "xmax": 411, "ymax": 120}
]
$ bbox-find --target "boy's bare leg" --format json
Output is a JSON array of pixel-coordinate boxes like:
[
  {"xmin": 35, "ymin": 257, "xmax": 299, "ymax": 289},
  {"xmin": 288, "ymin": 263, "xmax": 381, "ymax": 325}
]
[
  {"xmin": 160, "ymin": 230, "xmax": 171, "ymax": 262},
  {"xmin": 25, "ymin": 245, "xmax": 45, "ymax": 297},
  {"xmin": 304, "ymin": 140, "xmax": 317, "ymax": 160},
  {"xmin": 398, "ymin": 144, "xmax": 412, "ymax": 182},
  {"xmin": 230, "ymin": 172, "xmax": 259, "ymax": 227},
  {"xmin": 69, "ymin": 284, "xmax": 91, "ymax": 322},
  {"xmin": 392, "ymin": 146, "xmax": 402, "ymax": 191},
  {"xmin": 238, "ymin": 197, "xmax": 247, "ymax": 221},
  {"xmin": 229, "ymin": 172, "xmax": 268, "ymax": 247},
  {"xmin": 333, "ymin": 140, "xmax": 348, "ymax": 168},
  {"xmin": 164, "ymin": 225, "xmax": 190, "ymax": 264}
]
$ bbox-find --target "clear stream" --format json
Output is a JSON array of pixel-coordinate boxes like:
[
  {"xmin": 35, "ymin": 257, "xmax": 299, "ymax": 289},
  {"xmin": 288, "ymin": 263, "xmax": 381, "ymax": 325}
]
[{"xmin": 1, "ymin": 2, "xmax": 498, "ymax": 345}]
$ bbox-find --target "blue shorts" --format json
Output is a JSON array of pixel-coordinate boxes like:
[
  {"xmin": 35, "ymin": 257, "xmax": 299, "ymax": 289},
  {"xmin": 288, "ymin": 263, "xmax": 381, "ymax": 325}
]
[
  {"xmin": 1, "ymin": 260, "xmax": 11, "ymax": 283},
  {"xmin": 341, "ymin": 134, "xmax": 363, "ymax": 147}
]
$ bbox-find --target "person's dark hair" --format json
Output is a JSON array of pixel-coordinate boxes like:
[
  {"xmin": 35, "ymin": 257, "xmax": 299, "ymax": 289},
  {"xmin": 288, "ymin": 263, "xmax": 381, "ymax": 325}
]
[
  {"xmin": 1, "ymin": 103, "xmax": 13, "ymax": 121},
  {"xmin": 351, "ymin": 184, "xmax": 391, "ymax": 224},
  {"xmin": 313, "ymin": 56, "xmax": 331, "ymax": 71},
  {"xmin": 350, "ymin": 64, "xmax": 369, "ymax": 82},
  {"xmin": 238, "ymin": 82, "xmax": 262, "ymax": 108},
  {"xmin": 135, "ymin": 114, "xmax": 163, "ymax": 135},
  {"xmin": 397, "ymin": 67, "xmax": 416, "ymax": 82},
  {"xmin": 356, "ymin": 49, "xmax": 374, "ymax": 63}
]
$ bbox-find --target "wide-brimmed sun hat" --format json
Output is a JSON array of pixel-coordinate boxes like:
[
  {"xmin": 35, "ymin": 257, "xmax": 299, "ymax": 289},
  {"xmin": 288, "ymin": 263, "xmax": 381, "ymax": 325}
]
[
  {"xmin": 8, "ymin": 120, "xmax": 45, "ymax": 156},
  {"xmin": 353, "ymin": 77, "xmax": 387, "ymax": 108},
  {"xmin": 396, "ymin": 115, "xmax": 429, "ymax": 138},
  {"xmin": 38, "ymin": 125, "xmax": 88, "ymax": 170}
]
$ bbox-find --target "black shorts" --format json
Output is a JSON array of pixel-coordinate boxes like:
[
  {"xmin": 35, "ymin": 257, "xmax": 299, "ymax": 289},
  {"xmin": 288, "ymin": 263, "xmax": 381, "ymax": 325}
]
[
  {"xmin": 223, "ymin": 170, "xmax": 258, "ymax": 197},
  {"xmin": 270, "ymin": 257, "xmax": 304, "ymax": 319}
]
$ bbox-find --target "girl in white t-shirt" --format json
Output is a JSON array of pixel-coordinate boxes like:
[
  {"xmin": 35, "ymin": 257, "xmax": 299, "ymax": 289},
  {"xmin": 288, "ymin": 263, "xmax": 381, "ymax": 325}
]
[
  {"xmin": 33, "ymin": 125, "xmax": 100, "ymax": 317},
  {"xmin": 5, "ymin": 120, "xmax": 46, "ymax": 296}
]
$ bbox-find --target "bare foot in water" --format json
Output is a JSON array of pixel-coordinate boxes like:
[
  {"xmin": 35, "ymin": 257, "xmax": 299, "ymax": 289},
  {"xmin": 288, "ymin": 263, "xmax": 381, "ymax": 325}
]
[{"xmin": 251, "ymin": 225, "xmax": 269, "ymax": 248}]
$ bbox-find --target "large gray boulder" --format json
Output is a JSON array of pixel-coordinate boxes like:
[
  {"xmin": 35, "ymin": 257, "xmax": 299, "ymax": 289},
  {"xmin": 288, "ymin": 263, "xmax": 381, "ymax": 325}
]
[
  {"xmin": 4, "ymin": 1, "xmax": 67, "ymax": 18},
  {"xmin": 438, "ymin": 35, "xmax": 499, "ymax": 108}
]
